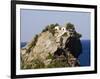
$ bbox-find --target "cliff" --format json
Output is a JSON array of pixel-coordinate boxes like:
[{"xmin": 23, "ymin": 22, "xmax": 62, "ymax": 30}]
[{"xmin": 21, "ymin": 23, "xmax": 82, "ymax": 69}]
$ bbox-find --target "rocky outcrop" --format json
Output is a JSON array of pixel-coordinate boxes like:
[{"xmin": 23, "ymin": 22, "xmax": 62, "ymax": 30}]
[
  {"xmin": 21, "ymin": 23, "xmax": 82, "ymax": 69},
  {"xmin": 21, "ymin": 31, "xmax": 58, "ymax": 69}
]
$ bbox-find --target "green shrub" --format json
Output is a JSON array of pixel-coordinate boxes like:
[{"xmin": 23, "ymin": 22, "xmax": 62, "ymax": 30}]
[
  {"xmin": 66, "ymin": 22, "xmax": 75, "ymax": 30},
  {"xmin": 31, "ymin": 59, "xmax": 45, "ymax": 69},
  {"xmin": 46, "ymin": 53, "xmax": 54, "ymax": 59},
  {"xmin": 42, "ymin": 23, "xmax": 60, "ymax": 35},
  {"xmin": 21, "ymin": 58, "xmax": 45, "ymax": 69},
  {"xmin": 47, "ymin": 59, "xmax": 69, "ymax": 68},
  {"xmin": 26, "ymin": 34, "xmax": 38, "ymax": 53}
]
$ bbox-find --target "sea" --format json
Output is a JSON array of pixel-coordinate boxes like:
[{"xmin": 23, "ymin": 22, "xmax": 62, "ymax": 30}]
[
  {"xmin": 21, "ymin": 40, "xmax": 90, "ymax": 66},
  {"xmin": 79, "ymin": 40, "xmax": 90, "ymax": 66}
]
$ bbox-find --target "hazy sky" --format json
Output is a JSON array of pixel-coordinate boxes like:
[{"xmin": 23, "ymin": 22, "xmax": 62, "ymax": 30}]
[{"xmin": 20, "ymin": 9, "xmax": 90, "ymax": 42}]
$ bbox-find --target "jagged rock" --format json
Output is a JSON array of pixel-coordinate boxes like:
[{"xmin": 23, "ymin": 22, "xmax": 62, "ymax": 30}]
[
  {"xmin": 64, "ymin": 36, "xmax": 82, "ymax": 58},
  {"xmin": 21, "ymin": 31, "xmax": 58, "ymax": 69},
  {"xmin": 21, "ymin": 23, "xmax": 82, "ymax": 69}
]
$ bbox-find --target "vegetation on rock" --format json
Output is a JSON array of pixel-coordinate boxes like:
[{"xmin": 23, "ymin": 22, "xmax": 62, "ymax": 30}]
[
  {"xmin": 21, "ymin": 22, "xmax": 82, "ymax": 69},
  {"xmin": 42, "ymin": 23, "xmax": 59, "ymax": 35}
]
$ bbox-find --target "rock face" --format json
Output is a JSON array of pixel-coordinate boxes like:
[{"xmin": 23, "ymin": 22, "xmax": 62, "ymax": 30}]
[
  {"xmin": 21, "ymin": 24, "xmax": 82, "ymax": 69},
  {"xmin": 21, "ymin": 31, "xmax": 58, "ymax": 69},
  {"xmin": 64, "ymin": 36, "xmax": 82, "ymax": 58}
]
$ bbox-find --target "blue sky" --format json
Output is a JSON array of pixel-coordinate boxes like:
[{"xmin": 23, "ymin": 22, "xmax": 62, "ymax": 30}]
[{"xmin": 21, "ymin": 9, "xmax": 90, "ymax": 42}]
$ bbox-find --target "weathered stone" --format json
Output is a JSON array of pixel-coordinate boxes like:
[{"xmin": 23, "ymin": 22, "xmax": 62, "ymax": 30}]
[{"xmin": 21, "ymin": 24, "xmax": 82, "ymax": 69}]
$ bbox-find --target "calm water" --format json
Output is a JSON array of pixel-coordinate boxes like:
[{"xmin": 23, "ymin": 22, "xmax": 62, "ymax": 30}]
[
  {"xmin": 79, "ymin": 40, "xmax": 90, "ymax": 66},
  {"xmin": 21, "ymin": 40, "xmax": 90, "ymax": 66}
]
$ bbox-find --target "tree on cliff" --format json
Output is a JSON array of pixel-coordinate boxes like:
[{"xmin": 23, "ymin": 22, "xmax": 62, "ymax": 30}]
[
  {"xmin": 65, "ymin": 22, "xmax": 75, "ymax": 30},
  {"xmin": 42, "ymin": 23, "xmax": 59, "ymax": 35}
]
